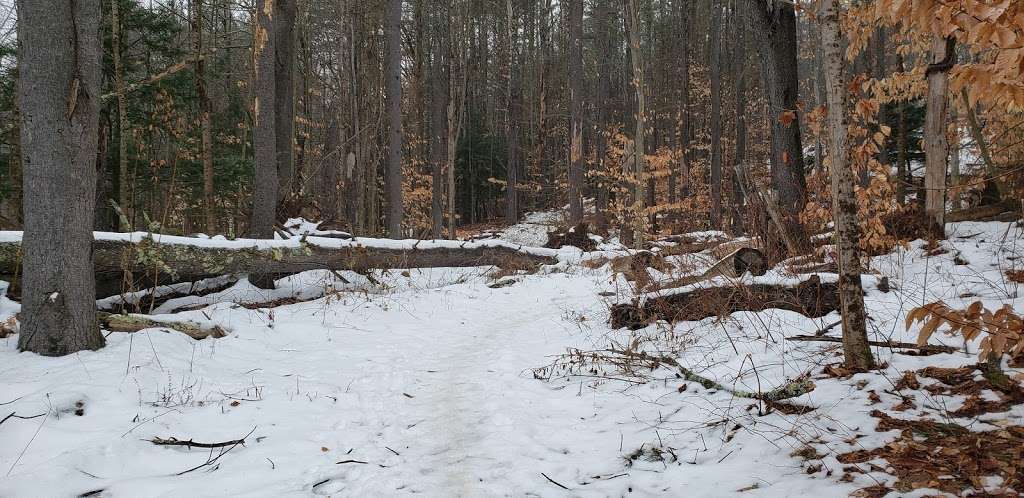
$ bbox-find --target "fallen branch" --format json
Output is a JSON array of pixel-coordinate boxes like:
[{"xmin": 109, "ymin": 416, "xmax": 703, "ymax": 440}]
[
  {"xmin": 786, "ymin": 335, "xmax": 959, "ymax": 354},
  {"xmin": 150, "ymin": 434, "xmax": 248, "ymax": 449},
  {"xmin": 172, "ymin": 427, "xmax": 256, "ymax": 476},
  {"xmin": 99, "ymin": 312, "xmax": 226, "ymax": 340},
  {"xmin": 607, "ymin": 349, "xmax": 815, "ymax": 402}
]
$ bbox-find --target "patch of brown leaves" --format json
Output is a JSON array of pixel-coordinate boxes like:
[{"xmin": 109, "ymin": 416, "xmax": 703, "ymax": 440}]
[{"xmin": 838, "ymin": 365, "xmax": 1024, "ymax": 497}]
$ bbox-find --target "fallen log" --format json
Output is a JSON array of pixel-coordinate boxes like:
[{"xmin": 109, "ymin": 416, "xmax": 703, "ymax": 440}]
[
  {"xmin": 610, "ymin": 274, "xmax": 839, "ymax": 330},
  {"xmin": 0, "ymin": 232, "xmax": 559, "ymax": 298},
  {"xmin": 946, "ymin": 201, "xmax": 1021, "ymax": 223}
]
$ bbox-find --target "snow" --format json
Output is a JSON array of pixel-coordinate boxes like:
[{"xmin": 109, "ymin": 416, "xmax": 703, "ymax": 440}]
[{"xmin": 1, "ymin": 219, "xmax": 1022, "ymax": 497}]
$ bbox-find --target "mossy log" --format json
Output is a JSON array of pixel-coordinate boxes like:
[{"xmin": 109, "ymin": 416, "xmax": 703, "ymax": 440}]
[
  {"xmin": 610, "ymin": 275, "xmax": 840, "ymax": 329},
  {"xmin": 0, "ymin": 236, "xmax": 558, "ymax": 298}
]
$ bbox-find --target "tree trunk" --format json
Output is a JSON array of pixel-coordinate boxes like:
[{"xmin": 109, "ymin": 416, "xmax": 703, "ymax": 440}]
[
  {"xmin": 678, "ymin": 0, "xmax": 692, "ymax": 200},
  {"xmin": 961, "ymin": 88, "xmax": 1007, "ymax": 200},
  {"xmin": 430, "ymin": 21, "xmax": 447, "ymax": 239},
  {"xmin": 191, "ymin": 0, "xmax": 216, "ymax": 234},
  {"xmin": 709, "ymin": 0, "xmax": 723, "ymax": 230},
  {"xmin": 733, "ymin": 7, "xmax": 748, "ymax": 234},
  {"xmin": 923, "ymin": 36, "xmax": 954, "ymax": 238},
  {"xmin": 895, "ymin": 56, "xmax": 908, "ymax": 206},
  {"xmin": 17, "ymin": 0, "xmax": 105, "ymax": 355},
  {"xmin": 568, "ymin": 0, "xmax": 584, "ymax": 225},
  {"xmin": 624, "ymin": 0, "xmax": 646, "ymax": 247},
  {"xmin": 250, "ymin": 0, "xmax": 278, "ymax": 240},
  {"xmin": 274, "ymin": 0, "xmax": 297, "ymax": 208},
  {"xmin": 505, "ymin": 0, "xmax": 521, "ymax": 224},
  {"xmin": 819, "ymin": 0, "xmax": 875, "ymax": 371},
  {"xmin": 747, "ymin": 0, "xmax": 809, "ymax": 254},
  {"xmin": 110, "ymin": 0, "xmax": 131, "ymax": 228},
  {"xmin": 386, "ymin": 0, "xmax": 404, "ymax": 238},
  {"xmin": 593, "ymin": 0, "xmax": 614, "ymax": 233}
]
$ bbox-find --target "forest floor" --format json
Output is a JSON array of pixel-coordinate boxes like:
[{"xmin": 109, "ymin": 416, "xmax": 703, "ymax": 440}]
[{"xmin": 1, "ymin": 214, "xmax": 1023, "ymax": 497}]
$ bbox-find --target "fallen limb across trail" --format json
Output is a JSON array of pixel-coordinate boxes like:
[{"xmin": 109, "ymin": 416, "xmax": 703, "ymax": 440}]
[
  {"xmin": 610, "ymin": 274, "xmax": 839, "ymax": 329},
  {"xmin": 0, "ymin": 232, "xmax": 560, "ymax": 297}
]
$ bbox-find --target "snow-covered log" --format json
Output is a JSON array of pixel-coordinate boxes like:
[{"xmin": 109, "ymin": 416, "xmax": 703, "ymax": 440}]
[{"xmin": 0, "ymin": 232, "xmax": 560, "ymax": 297}]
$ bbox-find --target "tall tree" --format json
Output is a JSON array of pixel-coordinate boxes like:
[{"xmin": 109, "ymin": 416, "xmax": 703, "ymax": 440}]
[
  {"xmin": 275, "ymin": 0, "xmax": 297, "ymax": 205},
  {"xmin": 732, "ymin": 2, "xmax": 748, "ymax": 233},
  {"xmin": 568, "ymin": 0, "xmax": 584, "ymax": 225},
  {"xmin": 110, "ymin": 0, "xmax": 131, "ymax": 226},
  {"xmin": 191, "ymin": 0, "xmax": 216, "ymax": 233},
  {"xmin": 819, "ymin": 0, "xmax": 875, "ymax": 371},
  {"xmin": 624, "ymin": 0, "xmax": 646, "ymax": 246},
  {"xmin": 505, "ymin": 0, "xmax": 521, "ymax": 223},
  {"xmin": 923, "ymin": 37, "xmax": 954, "ymax": 238},
  {"xmin": 250, "ymin": 0, "xmax": 278, "ymax": 240},
  {"xmin": 17, "ymin": 0, "xmax": 105, "ymax": 355},
  {"xmin": 429, "ymin": 12, "xmax": 447, "ymax": 238},
  {"xmin": 386, "ymin": 0, "xmax": 404, "ymax": 238},
  {"xmin": 708, "ymin": 0, "xmax": 723, "ymax": 230},
  {"xmin": 746, "ymin": 0, "xmax": 809, "ymax": 252}
]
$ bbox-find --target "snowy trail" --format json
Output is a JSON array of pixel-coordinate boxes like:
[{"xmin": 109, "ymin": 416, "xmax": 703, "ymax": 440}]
[{"xmin": 0, "ymin": 269, "xmax": 640, "ymax": 497}]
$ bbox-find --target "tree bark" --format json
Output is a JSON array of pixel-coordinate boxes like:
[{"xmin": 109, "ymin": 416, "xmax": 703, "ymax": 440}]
[
  {"xmin": 746, "ymin": 0, "xmax": 809, "ymax": 254},
  {"xmin": 386, "ymin": 0, "xmax": 404, "ymax": 238},
  {"xmin": 250, "ymin": 0, "xmax": 278, "ymax": 240},
  {"xmin": 819, "ymin": 0, "xmax": 875, "ymax": 371},
  {"xmin": 274, "ymin": 0, "xmax": 297, "ymax": 207},
  {"xmin": 923, "ymin": 36, "xmax": 954, "ymax": 238},
  {"xmin": 567, "ymin": 0, "xmax": 584, "ymax": 225},
  {"xmin": 17, "ymin": 0, "xmax": 105, "ymax": 355}
]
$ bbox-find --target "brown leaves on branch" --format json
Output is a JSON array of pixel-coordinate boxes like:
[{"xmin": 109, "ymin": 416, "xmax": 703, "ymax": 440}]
[{"xmin": 907, "ymin": 301, "xmax": 1024, "ymax": 361}]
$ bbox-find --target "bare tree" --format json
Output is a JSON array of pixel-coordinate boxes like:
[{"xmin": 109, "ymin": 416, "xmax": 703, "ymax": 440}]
[
  {"xmin": 819, "ymin": 0, "xmax": 875, "ymax": 371},
  {"xmin": 110, "ymin": 0, "xmax": 131, "ymax": 226},
  {"xmin": 709, "ymin": 0, "xmax": 723, "ymax": 230},
  {"xmin": 275, "ymin": 0, "xmax": 297, "ymax": 205},
  {"xmin": 568, "ymin": 0, "xmax": 584, "ymax": 225},
  {"xmin": 386, "ymin": 0, "xmax": 404, "ymax": 238},
  {"xmin": 191, "ymin": 0, "xmax": 216, "ymax": 233},
  {"xmin": 623, "ymin": 0, "xmax": 646, "ymax": 246},
  {"xmin": 745, "ymin": 0, "xmax": 809, "ymax": 253},
  {"xmin": 17, "ymin": 0, "xmax": 105, "ymax": 355}
]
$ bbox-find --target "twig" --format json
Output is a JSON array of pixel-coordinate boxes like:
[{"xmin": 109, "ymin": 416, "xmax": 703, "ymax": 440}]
[
  {"xmin": 0, "ymin": 412, "xmax": 45, "ymax": 427},
  {"xmin": 541, "ymin": 472, "xmax": 570, "ymax": 490},
  {"xmin": 335, "ymin": 459, "xmax": 369, "ymax": 465}
]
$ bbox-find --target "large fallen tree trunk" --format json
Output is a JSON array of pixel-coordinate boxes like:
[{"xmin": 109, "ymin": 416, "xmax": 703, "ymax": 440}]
[
  {"xmin": 610, "ymin": 274, "xmax": 839, "ymax": 329},
  {"xmin": 0, "ymin": 233, "xmax": 560, "ymax": 298}
]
